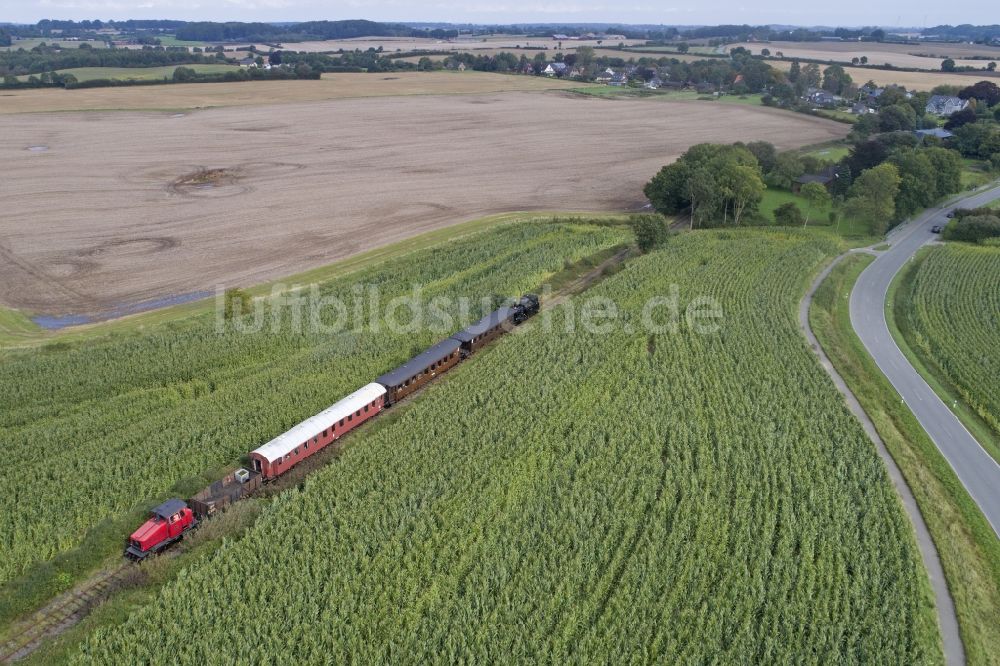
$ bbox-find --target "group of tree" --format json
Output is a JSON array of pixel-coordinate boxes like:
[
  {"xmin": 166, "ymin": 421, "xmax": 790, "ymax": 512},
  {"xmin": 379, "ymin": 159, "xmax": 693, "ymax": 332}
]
[
  {"xmin": 840, "ymin": 134, "xmax": 963, "ymax": 231},
  {"xmin": 643, "ymin": 132, "xmax": 965, "ymax": 234},
  {"xmin": 644, "ymin": 143, "xmax": 766, "ymax": 227},
  {"xmin": 942, "ymin": 208, "xmax": 1000, "ymax": 243},
  {"xmin": 173, "ymin": 20, "xmax": 457, "ymax": 43}
]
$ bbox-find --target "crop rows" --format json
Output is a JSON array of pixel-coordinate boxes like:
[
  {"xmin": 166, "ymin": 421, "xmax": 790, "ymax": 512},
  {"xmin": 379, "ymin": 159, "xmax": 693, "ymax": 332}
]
[
  {"xmin": 75, "ymin": 230, "xmax": 939, "ymax": 663},
  {"xmin": 0, "ymin": 221, "xmax": 629, "ymax": 584},
  {"xmin": 901, "ymin": 244, "xmax": 1000, "ymax": 437}
]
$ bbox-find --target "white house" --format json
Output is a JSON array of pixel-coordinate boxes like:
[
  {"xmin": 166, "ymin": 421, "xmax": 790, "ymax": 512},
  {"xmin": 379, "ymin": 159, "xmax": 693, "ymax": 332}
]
[{"xmin": 925, "ymin": 95, "xmax": 970, "ymax": 116}]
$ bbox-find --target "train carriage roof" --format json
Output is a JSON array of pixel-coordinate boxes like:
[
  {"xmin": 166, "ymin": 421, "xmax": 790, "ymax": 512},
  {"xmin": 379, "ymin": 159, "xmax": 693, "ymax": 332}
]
[
  {"xmin": 451, "ymin": 307, "xmax": 514, "ymax": 343},
  {"xmin": 376, "ymin": 338, "xmax": 461, "ymax": 388},
  {"xmin": 251, "ymin": 383, "xmax": 387, "ymax": 463}
]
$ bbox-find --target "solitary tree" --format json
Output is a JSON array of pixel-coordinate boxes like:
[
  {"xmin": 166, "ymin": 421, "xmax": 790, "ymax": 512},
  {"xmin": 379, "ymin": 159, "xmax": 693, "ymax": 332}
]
[
  {"xmin": 630, "ymin": 214, "xmax": 670, "ymax": 252},
  {"xmin": 800, "ymin": 182, "xmax": 832, "ymax": 226},
  {"xmin": 941, "ymin": 58, "xmax": 956, "ymax": 72},
  {"xmin": 845, "ymin": 163, "xmax": 901, "ymax": 234}
]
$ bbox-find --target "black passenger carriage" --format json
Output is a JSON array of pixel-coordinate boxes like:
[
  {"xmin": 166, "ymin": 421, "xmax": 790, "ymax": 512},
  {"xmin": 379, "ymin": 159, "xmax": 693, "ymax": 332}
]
[
  {"xmin": 376, "ymin": 338, "xmax": 462, "ymax": 405},
  {"xmin": 451, "ymin": 306, "xmax": 516, "ymax": 356}
]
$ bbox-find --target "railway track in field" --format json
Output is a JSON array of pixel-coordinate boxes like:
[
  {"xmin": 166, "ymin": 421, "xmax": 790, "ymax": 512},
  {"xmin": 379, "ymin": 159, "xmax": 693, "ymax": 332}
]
[
  {"xmin": 0, "ymin": 564, "xmax": 132, "ymax": 663},
  {"xmin": 0, "ymin": 241, "xmax": 638, "ymax": 662}
]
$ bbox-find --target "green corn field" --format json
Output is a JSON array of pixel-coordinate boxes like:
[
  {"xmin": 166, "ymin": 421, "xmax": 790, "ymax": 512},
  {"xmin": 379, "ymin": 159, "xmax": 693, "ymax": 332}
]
[
  {"xmin": 74, "ymin": 230, "xmax": 940, "ymax": 664},
  {"xmin": 899, "ymin": 243, "xmax": 1000, "ymax": 438},
  {"xmin": 0, "ymin": 221, "xmax": 628, "ymax": 585}
]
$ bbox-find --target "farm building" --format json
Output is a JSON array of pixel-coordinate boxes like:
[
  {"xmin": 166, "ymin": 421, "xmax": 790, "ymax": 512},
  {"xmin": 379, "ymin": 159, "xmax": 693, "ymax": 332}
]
[
  {"xmin": 792, "ymin": 166, "xmax": 839, "ymax": 193},
  {"xmin": 543, "ymin": 63, "xmax": 568, "ymax": 76},
  {"xmin": 913, "ymin": 128, "xmax": 955, "ymax": 140}
]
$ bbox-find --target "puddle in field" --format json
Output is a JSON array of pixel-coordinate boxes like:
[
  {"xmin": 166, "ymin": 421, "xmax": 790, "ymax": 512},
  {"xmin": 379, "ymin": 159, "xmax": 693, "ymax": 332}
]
[
  {"xmin": 26, "ymin": 145, "xmax": 49, "ymax": 152},
  {"xmin": 32, "ymin": 290, "xmax": 213, "ymax": 330},
  {"xmin": 170, "ymin": 113, "xmax": 185, "ymax": 118}
]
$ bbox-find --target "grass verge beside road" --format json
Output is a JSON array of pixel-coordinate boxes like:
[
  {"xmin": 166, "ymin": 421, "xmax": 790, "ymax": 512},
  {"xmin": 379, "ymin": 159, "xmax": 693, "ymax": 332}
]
[{"xmin": 811, "ymin": 253, "xmax": 1000, "ymax": 665}]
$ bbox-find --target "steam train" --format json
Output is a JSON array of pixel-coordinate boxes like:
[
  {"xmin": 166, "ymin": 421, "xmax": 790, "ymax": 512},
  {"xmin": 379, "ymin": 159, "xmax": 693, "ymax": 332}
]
[{"xmin": 126, "ymin": 295, "xmax": 540, "ymax": 560}]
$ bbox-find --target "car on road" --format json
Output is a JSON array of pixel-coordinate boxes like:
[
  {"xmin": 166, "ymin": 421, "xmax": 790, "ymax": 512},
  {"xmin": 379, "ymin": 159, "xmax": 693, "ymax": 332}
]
[
  {"xmin": 931, "ymin": 225, "xmax": 942, "ymax": 234},
  {"xmin": 945, "ymin": 211, "xmax": 955, "ymax": 218}
]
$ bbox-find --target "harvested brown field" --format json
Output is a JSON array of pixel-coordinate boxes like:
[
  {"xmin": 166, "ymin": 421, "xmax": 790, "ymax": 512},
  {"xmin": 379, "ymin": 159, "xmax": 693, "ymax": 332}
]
[
  {"xmin": 731, "ymin": 40, "xmax": 1000, "ymax": 71},
  {"xmin": 0, "ymin": 91, "xmax": 847, "ymax": 317},
  {"xmin": 0, "ymin": 71, "xmax": 576, "ymax": 114},
  {"xmin": 767, "ymin": 59, "xmax": 997, "ymax": 90}
]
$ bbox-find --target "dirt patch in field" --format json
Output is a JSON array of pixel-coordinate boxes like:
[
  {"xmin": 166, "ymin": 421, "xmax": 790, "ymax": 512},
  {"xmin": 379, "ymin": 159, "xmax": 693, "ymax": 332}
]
[{"xmin": 0, "ymin": 91, "xmax": 848, "ymax": 316}]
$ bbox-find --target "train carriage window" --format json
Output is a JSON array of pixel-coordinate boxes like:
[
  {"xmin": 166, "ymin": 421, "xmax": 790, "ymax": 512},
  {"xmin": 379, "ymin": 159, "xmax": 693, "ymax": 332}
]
[
  {"xmin": 364, "ymin": 405, "xmax": 369, "ymax": 413},
  {"xmin": 348, "ymin": 414, "xmax": 353, "ymax": 422},
  {"xmin": 339, "ymin": 418, "xmax": 345, "ymax": 427}
]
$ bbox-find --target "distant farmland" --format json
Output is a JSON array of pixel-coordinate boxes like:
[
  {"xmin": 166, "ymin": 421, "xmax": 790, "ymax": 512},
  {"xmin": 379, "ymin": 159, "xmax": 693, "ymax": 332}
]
[
  {"xmin": 17, "ymin": 63, "xmax": 238, "ymax": 82},
  {"xmin": 0, "ymin": 88, "xmax": 847, "ymax": 317},
  {"xmin": 730, "ymin": 40, "xmax": 1000, "ymax": 71},
  {"xmin": 767, "ymin": 59, "xmax": 997, "ymax": 90},
  {"xmin": 0, "ymin": 71, "xmax": 577, "ymax": 113}
]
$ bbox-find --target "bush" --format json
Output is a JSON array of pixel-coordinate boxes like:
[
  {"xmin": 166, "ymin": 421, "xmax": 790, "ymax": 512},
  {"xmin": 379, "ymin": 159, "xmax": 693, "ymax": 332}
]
[
  {"xmin": 942, "ymin": 214, "xmax": 1000, "ymax": 243},
  {"xmin": 630, "ymin": 214, "xmax": 670, "ymax": 252},
  {"xmin": 773, "ymin": 201, "xmax": 805, "ymax": 226}
]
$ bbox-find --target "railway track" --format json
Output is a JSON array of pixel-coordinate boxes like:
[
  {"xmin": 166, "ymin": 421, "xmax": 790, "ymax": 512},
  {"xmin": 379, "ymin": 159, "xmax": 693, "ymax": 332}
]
[
  {"xmin": 0, "ymin": 564, "xmax": 132, "ymax": 664},
  {"xmin": 0, "ymin": 243, "xmax": 638, "ymax": 662}
]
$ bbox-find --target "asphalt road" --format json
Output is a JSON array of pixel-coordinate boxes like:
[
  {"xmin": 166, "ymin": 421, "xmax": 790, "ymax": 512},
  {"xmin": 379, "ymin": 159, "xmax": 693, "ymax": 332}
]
[{"xmin": 850, "ymin": 184, "xmax": 1000, "ymax": 539}]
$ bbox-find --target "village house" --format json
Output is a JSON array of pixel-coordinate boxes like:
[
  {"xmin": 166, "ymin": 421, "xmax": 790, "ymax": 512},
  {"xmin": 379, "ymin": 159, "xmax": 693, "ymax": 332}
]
[
  {"xmin": 806, "ymin": 89, "xmax": 842, "ymax": 107},
  {"xmin": 925, "ymin": 95, "xmax": 970, "ymax": 116},
  {"xmin": 543, "ymin": 62, "xmax": 568, "ymax": 76},
  {"xmin": 594, "ymin": 68, "xmax": 615, "ymax": 83},
  {"xmin": 644, "ymin": 76, "xmax": 663, "ymax": 90}
]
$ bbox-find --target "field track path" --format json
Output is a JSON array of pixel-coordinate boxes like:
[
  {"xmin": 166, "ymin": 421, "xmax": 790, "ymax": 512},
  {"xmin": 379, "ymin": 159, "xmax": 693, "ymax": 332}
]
[
  {"xmin": 800, "ymin": 251, "xmax": 964, "ymax": 666},
  {"xmin": 0, "ymin": 564, "xmax": 131, "ymax": 663}
]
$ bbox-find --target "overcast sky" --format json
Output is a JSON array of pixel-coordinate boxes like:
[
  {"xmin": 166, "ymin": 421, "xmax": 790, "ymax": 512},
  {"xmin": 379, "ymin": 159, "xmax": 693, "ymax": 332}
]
[{"xmin": 2, "ymin": 0, "xmax": 995, "ymax": 27}]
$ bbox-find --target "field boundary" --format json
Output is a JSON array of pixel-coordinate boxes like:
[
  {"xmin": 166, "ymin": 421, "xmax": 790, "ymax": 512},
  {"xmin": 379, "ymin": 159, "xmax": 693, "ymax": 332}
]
[{"xmin": 800, "ymin": 250, "xmax": 961, "ymax": 665}]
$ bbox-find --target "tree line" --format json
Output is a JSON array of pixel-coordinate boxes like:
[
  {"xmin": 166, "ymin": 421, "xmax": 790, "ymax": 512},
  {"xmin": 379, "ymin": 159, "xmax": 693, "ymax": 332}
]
[
  {"xmin": 0, "ymin": 43, "xmax": 224, "ymax": 78},
  {"xmin": 643, "ymin": 133, "xmax": 964, "ymax": 235}
]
